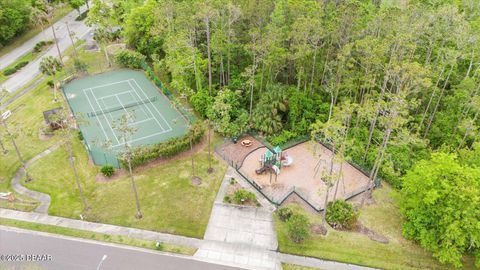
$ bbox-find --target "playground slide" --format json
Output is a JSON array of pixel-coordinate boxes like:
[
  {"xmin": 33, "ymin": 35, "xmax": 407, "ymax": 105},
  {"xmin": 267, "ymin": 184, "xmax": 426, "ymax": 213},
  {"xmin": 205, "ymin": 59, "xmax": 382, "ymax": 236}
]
[
  {"xmin": 272, "ymin": 165, "xmax": 280, "ymax": 175},
  {"xmin": 281, "ymin": 156, "xmax": 293, "ymax": 166},
  {"xmin": 255, "ymin": 165, "xmax": 268, "ymax": 174}
]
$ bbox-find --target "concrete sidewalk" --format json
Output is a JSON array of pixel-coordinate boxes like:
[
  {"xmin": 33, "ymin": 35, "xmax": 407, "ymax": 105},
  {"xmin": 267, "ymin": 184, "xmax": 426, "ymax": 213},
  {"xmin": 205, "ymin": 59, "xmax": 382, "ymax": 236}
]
[{"xmin": 0, "ymin": 208, "xmax": 376, "ymax": 270}]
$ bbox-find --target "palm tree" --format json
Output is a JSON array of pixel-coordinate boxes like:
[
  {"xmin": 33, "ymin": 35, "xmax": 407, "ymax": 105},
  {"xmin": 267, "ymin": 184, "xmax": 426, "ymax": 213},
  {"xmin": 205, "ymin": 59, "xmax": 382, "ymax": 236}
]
[{"xmin": 39, "ymin": 56, "xmax": 63, "ymax": 102}]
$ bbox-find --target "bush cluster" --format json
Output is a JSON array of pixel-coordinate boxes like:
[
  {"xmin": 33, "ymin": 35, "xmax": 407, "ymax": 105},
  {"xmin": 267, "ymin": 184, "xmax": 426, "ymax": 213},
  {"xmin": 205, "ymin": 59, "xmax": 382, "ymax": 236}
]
[
  {"xmin": 325, "ymin": 200, "xmax": 358, "ymax": 230},
  {"xmin": 3, "ymin": 60, "xmax": 29, "ymax": 76},
  {"xmin": 75, "ymin": 10, "xmax": 89, "ymax": 21},
  {"xmin": 233, "ymin": 189, "xmax": 256, "ymax": 205},
  {"xmin": 277, "ymin": 207, "xmax": 293, "ymax": 222},
  {"xmin": 286, "ymin": 213, "xmax": 310, "ymax": 243},
  {"xmin": 114, "ymin": 50, "xmax": 146, "ymax": 69},
  {"xmin": 122, "ymin": 122, "xmax": 204, "ymax": 168},
  {"xmin": 101, "ymin": 165, "xmax": 115, "ymax": 177},
  {"xmin": 33, "ymin": 40, "xmax": 53, "ymax": 52},
  {"xmin": 269, "ymin": 130, "xmax": 299, "ymax": 146}
]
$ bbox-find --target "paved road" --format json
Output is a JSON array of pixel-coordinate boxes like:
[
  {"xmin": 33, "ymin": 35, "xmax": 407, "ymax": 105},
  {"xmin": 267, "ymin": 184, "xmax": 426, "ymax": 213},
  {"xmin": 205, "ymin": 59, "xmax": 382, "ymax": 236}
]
[
  {"xmin": 0, "ymin": 227, "xmax": 245, "ymax": 270},
  {"xmin": 0, "ymin": 5, "xmax": 92, "ymax": 92}
]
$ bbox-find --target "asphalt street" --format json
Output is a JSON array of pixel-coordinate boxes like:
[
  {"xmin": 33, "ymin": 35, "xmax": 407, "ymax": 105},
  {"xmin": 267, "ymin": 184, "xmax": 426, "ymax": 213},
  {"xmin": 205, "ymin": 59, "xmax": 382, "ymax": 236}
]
[
  {"xmin": 0, "ymin": 5, "xmax": 92, "ymax": 92},
  {"xmin": 0, "ymin": 227, "xmax": 245, "ymax": 270}
]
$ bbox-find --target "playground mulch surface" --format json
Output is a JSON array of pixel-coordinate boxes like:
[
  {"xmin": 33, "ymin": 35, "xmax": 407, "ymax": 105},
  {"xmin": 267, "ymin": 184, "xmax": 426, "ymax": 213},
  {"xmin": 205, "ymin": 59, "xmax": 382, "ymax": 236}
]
[
  {"xmin": 239, "ymin": 141, "xmax": 370, "ymax": 209},
  {"xmin": 215, "ymin": 135, "xmax": 263, "ymax": 168}
]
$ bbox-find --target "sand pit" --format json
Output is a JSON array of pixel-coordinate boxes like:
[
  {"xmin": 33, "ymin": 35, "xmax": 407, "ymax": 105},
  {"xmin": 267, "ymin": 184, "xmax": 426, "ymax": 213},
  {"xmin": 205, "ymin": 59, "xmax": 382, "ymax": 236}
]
[{"xmin": 239, "ymin": 141, "xmax": 370, "ymax": 209}]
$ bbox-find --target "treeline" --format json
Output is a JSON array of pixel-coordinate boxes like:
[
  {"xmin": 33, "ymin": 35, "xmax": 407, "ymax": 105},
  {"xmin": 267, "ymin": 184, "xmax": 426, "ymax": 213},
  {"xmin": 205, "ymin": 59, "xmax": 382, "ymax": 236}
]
[
  {"xmin": 88, "ymin": 0, "xmax": 480, "ymax": 185},
  {"xmin": 86, "ymin": 1, "xmax": 480, "ymax": 266},
  {"xmin": 0, "ymin": 0, "xmax": 87, "ymax": 47}
]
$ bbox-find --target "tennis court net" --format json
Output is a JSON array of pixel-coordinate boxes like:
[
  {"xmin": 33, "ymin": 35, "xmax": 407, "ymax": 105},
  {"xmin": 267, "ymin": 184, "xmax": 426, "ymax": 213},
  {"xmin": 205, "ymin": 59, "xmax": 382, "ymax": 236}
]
[{"xmin": 87, "ymin": 96, "xmax": 158, "ymax": 117}]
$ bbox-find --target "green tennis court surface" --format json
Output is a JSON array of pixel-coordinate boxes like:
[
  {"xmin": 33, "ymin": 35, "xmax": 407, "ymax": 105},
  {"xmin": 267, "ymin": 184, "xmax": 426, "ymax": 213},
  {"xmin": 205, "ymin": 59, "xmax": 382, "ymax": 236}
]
[{"xmin": 62, "ymin": 70, "xmax": 189, "ymax": 167}]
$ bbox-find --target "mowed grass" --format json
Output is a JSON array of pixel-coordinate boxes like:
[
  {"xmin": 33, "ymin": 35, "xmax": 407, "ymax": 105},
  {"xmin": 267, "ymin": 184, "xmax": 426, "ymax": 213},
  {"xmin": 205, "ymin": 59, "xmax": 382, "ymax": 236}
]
[
  {"xmin": 282, "ymin": 263, "xmax": 320, "ymax": 270},
  {"xmin": 275, "ymin": 185, "xmax": 477, "ymax": 270},
  {"xmin": 0, "ymin": 79, "xmax": 61, "ymax": 210},
  {"xmin": 25, "ymin": 136, "xmax": 226, "ymax": 238},
  {"xmin": 0, "ymin": 4, "xmax": 72, "ymax": 58},
  {"xmin": 0, "ymin": 218, "xmax": 197, "ymax": 256}
]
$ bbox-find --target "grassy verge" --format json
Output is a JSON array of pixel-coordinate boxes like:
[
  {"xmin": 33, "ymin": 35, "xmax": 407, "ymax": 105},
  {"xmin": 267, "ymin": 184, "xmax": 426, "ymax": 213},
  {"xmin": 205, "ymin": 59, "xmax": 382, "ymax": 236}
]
[
  {"xmin": 275, "ymin": 185, "xmax": 476, "ymax": 270},
  {"xmin": 25, "ymin": 134, "xmax": 226, "ymax": 238},
  {"xmin": 282, "ymin": 263, "xmax": 320, "ymax": 270},
  {"xmin": 0, "ymin": 4, "xmax": 72, "ymax": 58},
  {"xmin": 0, "ymin": 218, "xmax": 197, "ymax": 256},
  {"xmin": 0, "ymin": 45, "xmax": 51, "ymax": 84}
]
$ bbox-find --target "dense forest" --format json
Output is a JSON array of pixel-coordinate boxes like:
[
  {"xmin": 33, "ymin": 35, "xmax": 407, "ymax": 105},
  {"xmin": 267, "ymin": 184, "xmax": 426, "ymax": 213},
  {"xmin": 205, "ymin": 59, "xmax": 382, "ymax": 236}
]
[{"xmin": 85, "ymin": 0, "xmax": 479, "ymax": 267}]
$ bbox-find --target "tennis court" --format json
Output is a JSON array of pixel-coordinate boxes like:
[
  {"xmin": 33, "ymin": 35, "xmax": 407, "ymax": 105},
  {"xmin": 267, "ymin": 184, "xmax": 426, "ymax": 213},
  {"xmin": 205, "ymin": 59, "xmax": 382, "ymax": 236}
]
[{"xmin": 62, "ymin": 70, "xmax": 189, "ymax": 167}]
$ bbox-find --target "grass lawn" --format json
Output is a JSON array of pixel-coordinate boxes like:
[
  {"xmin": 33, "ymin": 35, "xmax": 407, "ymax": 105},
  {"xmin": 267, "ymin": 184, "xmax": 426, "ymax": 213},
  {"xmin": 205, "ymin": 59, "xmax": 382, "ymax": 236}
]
[
  {"xmin": 0, "ymin": 218, "xmax": 196, "ymax": 256},
  {"xmin": 0, "ymin": 4, "xmax": 72, "ymax": 58},
  {"xmin": 275, "ymin": 185, "xmax": 477, "ymax": 270},
  {"xmin": 24, "ymin": 134, "xmax": 226, "ymax": 238},
  {"xmin": 0, "ymin": 78, "xmax": 61, "ymax": 210},
  {"xmin": 282, "ymin": 263, "xmax": 320, "ymax": 270}
]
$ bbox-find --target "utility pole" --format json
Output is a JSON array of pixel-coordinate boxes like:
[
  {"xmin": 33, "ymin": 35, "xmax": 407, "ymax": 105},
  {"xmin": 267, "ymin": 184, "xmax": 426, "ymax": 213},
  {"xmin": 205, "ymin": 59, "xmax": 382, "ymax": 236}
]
[{"xmin": 65, "ymin": 22, "xmax": 78, "ymax": 61}]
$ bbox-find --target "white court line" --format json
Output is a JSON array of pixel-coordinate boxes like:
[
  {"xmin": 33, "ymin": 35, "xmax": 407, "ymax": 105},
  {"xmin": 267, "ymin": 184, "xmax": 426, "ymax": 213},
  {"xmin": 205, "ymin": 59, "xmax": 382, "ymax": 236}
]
[
  {"xmin": 127, "ymin": 79, "xmax": 169, "ymax": 132},
  {"xmin": 113, "ymin": 93, "xmax": 155, "ymax": 127},
  {"xmin": 129, "ymin": 79, "xmax": 172, "ymax": 131},
  {"xmin": 82, "ymin": 88, "xmax": 110, "ymax": 141},
  {"xmin": 88, "ymin": 80, "xmax": 132, "ymax": 91},
  {"xmin": 110, "ymin": 129, "xmax": 172, "ymax": 148},
  {"xmin": 98, "ymin": 90, "xmax": 132, "ymax": 100},
  {"xmin": 125, "ymin": 91, "xmax": 149, "ymax": 117},
  {"xmin": 89, "ymin": 88, "xmax": 120, "ymax": 145},
  {"xmin": 99, "ymin": 98, "xmax": 115, "ymax": 123},
  {"xmin": 99, "ymin": 93, "xmax": 154, "ymax": 133}
]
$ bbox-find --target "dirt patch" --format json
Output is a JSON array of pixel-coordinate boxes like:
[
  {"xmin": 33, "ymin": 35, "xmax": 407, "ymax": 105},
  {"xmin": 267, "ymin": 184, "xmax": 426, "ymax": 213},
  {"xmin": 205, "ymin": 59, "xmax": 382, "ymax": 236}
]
[
  {"xmin": 191, "ymin": 176, "xmax": 202, "ymax": 186},
  {"xmin": 354, "ymin": 222, "xmax": 389, "ymax": 244},
  {"xmin": 310, "ymin": 223, "xmax": 327, "ymax": 235},
  {"xmin": 215, "ymin": 135, "xmax": 264, "ymax": 168},
  {"xmin": 38, "ymin": 130, "xmax": 53, "ymax": 141}
]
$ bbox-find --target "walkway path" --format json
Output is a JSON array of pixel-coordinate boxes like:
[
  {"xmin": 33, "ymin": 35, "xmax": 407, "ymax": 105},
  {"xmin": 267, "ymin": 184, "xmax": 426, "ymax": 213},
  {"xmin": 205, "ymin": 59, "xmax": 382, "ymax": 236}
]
[
  {"xmin": 195, "ymin": 167, "xmax": 282, "ymax": 270},
  {"xmin": 0, "ymin": 208, "xmax": 375, "ymax": 270},
  {"xmin": 10, "ymin": 142, "xmax": 63, "ymax": 214}
]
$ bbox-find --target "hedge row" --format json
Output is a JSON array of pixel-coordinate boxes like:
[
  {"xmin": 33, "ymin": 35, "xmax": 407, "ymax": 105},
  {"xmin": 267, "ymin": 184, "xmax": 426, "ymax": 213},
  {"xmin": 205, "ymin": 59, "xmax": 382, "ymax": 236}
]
[
  {"xmin": 33, "ymin": 40, "xmax": 53, "ymax": 52},
  {"xmin": 3, "ymin": 60, "xmax": 29, "ymax": 76},
  {"xmin": 114, "ymin": 50, "xmax": 146, "ymax": 69},
  {"xmin": 121, "ymin": 122, "xmax": 204, "ymax": 168}
]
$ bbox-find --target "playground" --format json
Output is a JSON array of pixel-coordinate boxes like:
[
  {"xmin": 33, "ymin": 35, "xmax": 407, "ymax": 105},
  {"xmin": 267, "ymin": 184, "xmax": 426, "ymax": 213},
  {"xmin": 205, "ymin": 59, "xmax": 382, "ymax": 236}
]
[
  {"xmin": 229, "ymin": 139, "xmax": 370, "ymax": 209},
  {"xmin": 62, "ymin": 69, "xmax": 189, "ymax": 167}
]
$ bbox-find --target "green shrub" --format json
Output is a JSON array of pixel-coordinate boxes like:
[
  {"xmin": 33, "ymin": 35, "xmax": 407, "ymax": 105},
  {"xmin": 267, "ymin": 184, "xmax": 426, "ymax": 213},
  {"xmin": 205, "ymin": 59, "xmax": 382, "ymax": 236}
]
[
  {"xmin": 223, "ymin": 195, "xmax": 232, "ymax": 203},
  {"xmin": 101, "ymin": 165, "xmax": 115, "ymax": 177},
  {"xmin": 122, "ymin": 122, "xmax": 204, "ymax": 168},
  {"xmin": 269, "ymin": 130, "xmax": 299, "ymax": 146},
  {"xmin": 75, "ymin": 10, "xmax": 89, "ymax": 21},
  {"xmin": 78, "ymin": 131, "xmax": 84, "ymax": 141},
  {"xmin": 14, "ymin": 60, "xmax": 28, "ymax": 70},
  {"xmin": 233, "ymin": 189, "xmax": 256, "ymax": 205},
  {"xmin": 277, "ymin": 207, "xmax": 293, "ymax": 222},
  {"xmin": 47, "ymin": 80, "xmax": 55, "ymax": 88},
  {"xmin": 326, "ymin": 200, "xmax": 358, "ymax": 230},
  {"xmin": 286, "ymin": 213, "xmax": 310, "ymax": 243},
  {"xmin": 3, "ymin": 67, "xmax": 16, "ymax": 76},
  {"xmin": 229, "ymin": 177, "xmax": 236, "ymax": 185},
  {"xmin": 114, "ymin": 50, "xmax": 146, "ymax": 69},
  {"xmin": 33, "ymin": 40, "xmax": 53, "ymax": 52}
]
